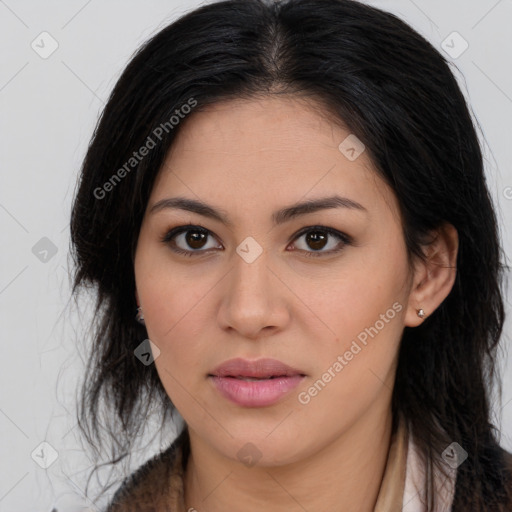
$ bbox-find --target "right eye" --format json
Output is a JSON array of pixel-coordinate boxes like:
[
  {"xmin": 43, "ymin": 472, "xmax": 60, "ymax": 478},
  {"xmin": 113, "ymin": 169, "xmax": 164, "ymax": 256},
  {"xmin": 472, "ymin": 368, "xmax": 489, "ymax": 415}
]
[{"xmin": 160, "ymin": 225, "xmax": 223, "ymax": 256}]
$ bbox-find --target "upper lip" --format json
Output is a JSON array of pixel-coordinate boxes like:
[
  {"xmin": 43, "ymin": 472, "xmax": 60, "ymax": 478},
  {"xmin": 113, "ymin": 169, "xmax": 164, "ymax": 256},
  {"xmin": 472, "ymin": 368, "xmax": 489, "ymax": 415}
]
[{"xmin": 209, "ymin": 358, "xmax": 306, "ymax": 378}]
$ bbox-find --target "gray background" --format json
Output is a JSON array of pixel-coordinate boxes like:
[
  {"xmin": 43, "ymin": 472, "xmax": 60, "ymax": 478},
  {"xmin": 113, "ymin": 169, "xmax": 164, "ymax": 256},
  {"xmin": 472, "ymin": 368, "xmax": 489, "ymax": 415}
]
[{"xmin": 0, "ymin": 0, "xmax": 511, "ymax": 510}]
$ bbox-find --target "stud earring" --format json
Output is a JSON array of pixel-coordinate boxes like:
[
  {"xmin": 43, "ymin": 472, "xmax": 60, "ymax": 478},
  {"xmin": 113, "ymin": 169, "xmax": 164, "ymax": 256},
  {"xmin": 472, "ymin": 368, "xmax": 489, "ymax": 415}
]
[
  {"xmin": 417, "ymin": 308, "xmax": 425, "ymax": 318},
  {"xmin": 136, "ymin": 306, "xmax": 145, "ymax": 325}
]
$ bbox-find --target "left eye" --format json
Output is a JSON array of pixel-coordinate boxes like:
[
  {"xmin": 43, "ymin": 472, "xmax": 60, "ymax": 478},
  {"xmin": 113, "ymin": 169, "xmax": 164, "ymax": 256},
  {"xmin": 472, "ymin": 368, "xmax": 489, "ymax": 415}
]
[
  {"xmin": 161, "ymin": 225, "xmax": 351, "ymax": 258},
  {"xmin": 291, "ymin": 227, "xmax": 350, "ymax": 257}
]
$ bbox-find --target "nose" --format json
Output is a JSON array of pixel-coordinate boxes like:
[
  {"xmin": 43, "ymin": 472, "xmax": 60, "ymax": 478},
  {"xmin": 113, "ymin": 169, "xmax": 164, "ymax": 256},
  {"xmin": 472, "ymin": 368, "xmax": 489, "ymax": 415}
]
[{"xmin": 216, "ymin": 247, "xmax": 291, "ymax": 340}]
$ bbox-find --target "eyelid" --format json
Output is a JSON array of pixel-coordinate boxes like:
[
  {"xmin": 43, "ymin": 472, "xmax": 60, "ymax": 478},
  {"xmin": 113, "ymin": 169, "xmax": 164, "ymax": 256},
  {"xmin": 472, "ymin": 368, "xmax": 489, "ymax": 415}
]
[
  {"xmin": 289, "ymin": 225, "xmax": 352, "ymax": 246},
  {"xmin": 160, "ymin": 224, "xmax": 352, "ymax": 257}
]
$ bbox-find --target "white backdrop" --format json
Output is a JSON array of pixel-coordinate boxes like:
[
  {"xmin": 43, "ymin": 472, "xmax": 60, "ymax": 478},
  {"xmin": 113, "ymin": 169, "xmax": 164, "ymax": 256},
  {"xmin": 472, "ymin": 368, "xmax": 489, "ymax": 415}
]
[{"xmin": 1, "ymin": 0, "xmax": 511, "ymax": 510}]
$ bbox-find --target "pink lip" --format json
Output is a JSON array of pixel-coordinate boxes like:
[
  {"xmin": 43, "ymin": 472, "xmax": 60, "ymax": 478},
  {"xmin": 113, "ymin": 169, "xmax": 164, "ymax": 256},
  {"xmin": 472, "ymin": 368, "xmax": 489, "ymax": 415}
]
[{"xmin": 208, "ymin": 358, "xmax": 306, "ymax": 407}]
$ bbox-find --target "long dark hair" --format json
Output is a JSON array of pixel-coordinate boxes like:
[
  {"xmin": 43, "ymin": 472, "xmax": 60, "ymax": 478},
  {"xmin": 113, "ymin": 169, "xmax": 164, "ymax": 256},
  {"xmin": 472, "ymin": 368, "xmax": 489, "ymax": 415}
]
[{"xmin": 69, "ymin": 0, "xmax": 512, "ymax": 509}]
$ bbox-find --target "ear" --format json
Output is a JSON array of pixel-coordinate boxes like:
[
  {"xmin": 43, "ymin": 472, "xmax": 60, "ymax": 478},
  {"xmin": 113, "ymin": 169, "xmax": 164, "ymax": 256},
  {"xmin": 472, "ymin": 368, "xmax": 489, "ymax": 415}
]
[{"xmin": 404, "ymin": 222, "xmax": 459, "ymax": 327}]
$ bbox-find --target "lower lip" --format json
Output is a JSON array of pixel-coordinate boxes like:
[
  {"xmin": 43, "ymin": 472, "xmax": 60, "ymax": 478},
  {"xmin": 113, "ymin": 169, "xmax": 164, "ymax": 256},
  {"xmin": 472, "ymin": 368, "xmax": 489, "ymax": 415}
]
[{"xmin": 209, "ymin": 375, "xmax": 305, "ymax": 407}]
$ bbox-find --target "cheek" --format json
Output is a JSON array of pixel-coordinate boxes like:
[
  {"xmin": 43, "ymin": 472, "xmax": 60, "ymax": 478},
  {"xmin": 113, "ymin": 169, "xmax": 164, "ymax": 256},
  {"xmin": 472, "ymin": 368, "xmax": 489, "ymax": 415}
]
[
  {"xmin": 144, "ymin": 285, "xmax": 209, "ymax": 370},
  {"xmin": 136, "ymin": 248, "xmax": 214, "ymax": 343},
  {"xmin": 146, "ymin": 292, "xmax": 210, "ymax": 410},
  {"xmin": 134, "ymin": 246, "xmax": 212, "ymax": 385},
  {"xmin": 297, "ymin": 256, "xmax": 407, "ymax": 346},
  {"xmin": 298, "ymin": 300, "xmax": 404, "ymax": 427},
  {"xmin": 294, "ymin": 244, "xmax": 408, "ymax": 400}
]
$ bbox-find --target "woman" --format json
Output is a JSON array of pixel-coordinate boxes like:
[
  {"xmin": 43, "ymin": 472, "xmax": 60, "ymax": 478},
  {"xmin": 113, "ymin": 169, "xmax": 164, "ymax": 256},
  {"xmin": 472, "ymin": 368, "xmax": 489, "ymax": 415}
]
[{"xmin": 69, "ymin": 0, "xmax": 512, "ymax": 510}]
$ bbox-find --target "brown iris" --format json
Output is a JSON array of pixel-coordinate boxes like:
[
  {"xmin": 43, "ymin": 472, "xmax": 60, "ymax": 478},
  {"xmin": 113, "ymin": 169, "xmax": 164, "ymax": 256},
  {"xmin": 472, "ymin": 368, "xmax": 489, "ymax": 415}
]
[
  {"xmin": 186, "ymin": 229, "xmax": 208, "ymax": 249},
  {"xmin": 305, "ymin": 231, "xmax": 328, "ymax": 251}
]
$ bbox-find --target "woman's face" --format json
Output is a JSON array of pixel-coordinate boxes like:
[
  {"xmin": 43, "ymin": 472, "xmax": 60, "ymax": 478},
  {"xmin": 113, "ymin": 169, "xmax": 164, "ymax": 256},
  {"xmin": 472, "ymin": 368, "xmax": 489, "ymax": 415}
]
[{"xmin": 134, "ymin": 96, "xmax": 418, "ymax": 466}]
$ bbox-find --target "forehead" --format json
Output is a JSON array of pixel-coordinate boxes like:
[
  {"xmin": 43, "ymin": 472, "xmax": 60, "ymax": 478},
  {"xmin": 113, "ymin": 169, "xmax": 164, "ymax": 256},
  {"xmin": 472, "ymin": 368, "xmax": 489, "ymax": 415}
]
[
  {"xmin": 150, "ymin": 96, "xmax": 400, "ymax": 223},
  {"xmin": 169, "ymin": 95, "xmax": 349, "ymax": 155}
]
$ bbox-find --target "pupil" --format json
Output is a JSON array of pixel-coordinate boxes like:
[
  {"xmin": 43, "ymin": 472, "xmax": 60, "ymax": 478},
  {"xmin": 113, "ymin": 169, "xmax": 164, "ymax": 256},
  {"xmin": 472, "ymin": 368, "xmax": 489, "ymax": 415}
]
[
  {"xmin": 186, "ymin": 230, "xmax": 207, "ymax": 249},
  {"xmin": 307, "ymin": 231, "xmax": 327, "ymax": 250}
]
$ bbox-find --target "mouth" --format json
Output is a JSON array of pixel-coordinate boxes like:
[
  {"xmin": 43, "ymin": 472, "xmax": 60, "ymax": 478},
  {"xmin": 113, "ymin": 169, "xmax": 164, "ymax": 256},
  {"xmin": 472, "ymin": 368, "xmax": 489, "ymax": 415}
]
[
  {"xmin": 209, "ymin": 357, "xmax": 306, "ymax": 379},
  {"xmin": 218, "ymin": 375, "xmax": 297, "ymax": 381},
  {"xmin": 208, "ymin": 358, "xmax": 306, "ymax": 407}
]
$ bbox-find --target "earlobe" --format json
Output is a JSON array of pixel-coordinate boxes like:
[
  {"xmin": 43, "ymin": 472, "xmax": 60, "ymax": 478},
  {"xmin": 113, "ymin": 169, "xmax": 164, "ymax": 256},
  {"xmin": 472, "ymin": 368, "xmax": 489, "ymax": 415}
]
[{"xmin": 404, "ymin": 222, "xmax": 459, "ymax": 327}]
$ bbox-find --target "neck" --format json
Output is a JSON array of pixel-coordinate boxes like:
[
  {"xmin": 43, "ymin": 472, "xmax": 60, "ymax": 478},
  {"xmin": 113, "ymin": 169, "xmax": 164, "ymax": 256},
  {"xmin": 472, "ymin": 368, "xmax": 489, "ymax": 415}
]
[{"xmin": 183, "ymin": 402, "xmax": 394, "ymax": 512}]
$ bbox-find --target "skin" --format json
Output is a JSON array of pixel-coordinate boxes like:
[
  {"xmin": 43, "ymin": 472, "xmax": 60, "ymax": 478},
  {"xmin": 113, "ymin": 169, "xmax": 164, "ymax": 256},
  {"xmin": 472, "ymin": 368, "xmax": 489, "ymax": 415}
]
[{"xmin": 133, "ymin": 95, "xmax": 458, "ymax": 512}]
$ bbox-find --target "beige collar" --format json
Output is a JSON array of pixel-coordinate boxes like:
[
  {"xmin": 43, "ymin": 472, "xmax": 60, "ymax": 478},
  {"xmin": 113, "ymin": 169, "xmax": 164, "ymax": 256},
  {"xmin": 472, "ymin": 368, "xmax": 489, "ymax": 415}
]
[{"xmin": 373, "ymin": 415, "xmax": 408, "ymax": 511}]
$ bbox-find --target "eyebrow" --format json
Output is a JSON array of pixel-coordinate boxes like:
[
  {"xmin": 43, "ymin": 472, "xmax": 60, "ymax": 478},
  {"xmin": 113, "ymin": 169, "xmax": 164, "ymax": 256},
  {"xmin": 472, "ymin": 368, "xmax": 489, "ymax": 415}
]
[{"xmin": 149, "ymin": 195, "xmax": 367, "ymax": 227}]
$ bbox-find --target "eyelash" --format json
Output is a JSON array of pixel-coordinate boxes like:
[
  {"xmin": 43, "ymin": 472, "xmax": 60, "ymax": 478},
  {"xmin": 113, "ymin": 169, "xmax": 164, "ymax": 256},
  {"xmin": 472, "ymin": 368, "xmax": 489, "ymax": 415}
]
[{"xmin": 160, "ymin": 224, "xmax": 352, "ymax": 258}]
